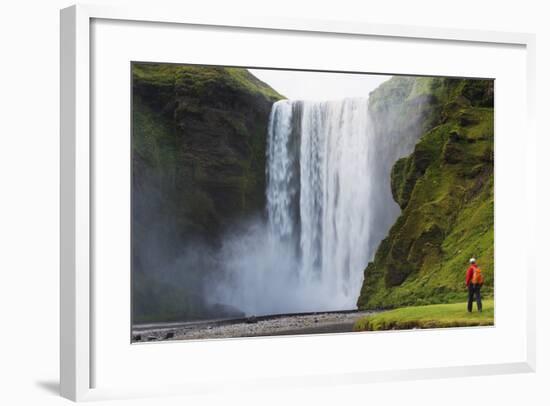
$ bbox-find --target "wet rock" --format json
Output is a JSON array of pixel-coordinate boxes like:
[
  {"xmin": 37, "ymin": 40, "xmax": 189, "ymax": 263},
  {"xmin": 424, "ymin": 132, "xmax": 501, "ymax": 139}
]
[
  {"xmin": 443, "ymin": 140, "xmax": 463, "ymax": 164},
  {"xmin": 459, "ymin": 112, "xmax": 479, "ymax": 127},
  {"xmin": 449, "ymin": 130, "xmax": 463, "ymax": 142}
]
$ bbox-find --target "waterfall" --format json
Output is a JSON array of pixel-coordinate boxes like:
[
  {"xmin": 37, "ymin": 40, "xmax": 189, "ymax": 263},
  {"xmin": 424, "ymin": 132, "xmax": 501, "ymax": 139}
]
[
  {"xmin": 267, "ymin": 98, "xmax": 379, "ymax": 308},
  {"xmin": 211, "ymin": 97, "xmax": 421, "ymax": 316},
  {"xmin": 266, "ymin": 100, "xmax": 299, "ymax": 242}
]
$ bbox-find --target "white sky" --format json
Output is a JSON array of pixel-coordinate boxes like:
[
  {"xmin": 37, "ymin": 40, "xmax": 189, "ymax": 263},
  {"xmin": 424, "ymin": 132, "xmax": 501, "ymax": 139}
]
[{"xmin": 249, "ymin": 68, "xmax": 392, "ymax": 101}]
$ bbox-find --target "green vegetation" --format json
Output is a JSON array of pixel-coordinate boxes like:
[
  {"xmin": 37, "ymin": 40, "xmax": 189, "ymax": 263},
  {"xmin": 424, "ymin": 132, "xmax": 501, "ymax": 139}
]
[
  {"xmin": 132, "ymin": 62, "xmax": 285, "ymax": 239},
  {"xmin": 132, "ymin": 63, "xmax": 284, "ymax": 323},
  {"xmin": 131, "ymin": 64, "xmax": 494, "ymax": 323},
  {"xmin": 354, "ymin": 300, "xmax": 494, "ymax": 331},
  {"xmin": 358, "ymin": 77, "xmax": 494, "ymax": 310},
  {"xmin": 133, "ymin": 63, "xmax": 283, "ymax": 102}
]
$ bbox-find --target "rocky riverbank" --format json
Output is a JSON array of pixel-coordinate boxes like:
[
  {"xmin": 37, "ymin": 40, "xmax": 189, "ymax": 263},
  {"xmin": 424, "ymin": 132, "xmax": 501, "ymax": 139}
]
[{"xmin": 133, "ymin": 310, "xmax": 376, "ymax": 342}]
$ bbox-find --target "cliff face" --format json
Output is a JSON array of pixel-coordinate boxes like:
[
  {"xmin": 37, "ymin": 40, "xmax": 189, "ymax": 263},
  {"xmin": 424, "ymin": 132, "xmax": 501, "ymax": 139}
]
[
  {"xmin": 132, "ymin": 63, "xmax": 284, "ymax": 322},
  {"xmin": 357, "ymin": 77, "xmax": 494, "ymax": 309},
  {"xmin": 133, "ymin": 63, "xmax": 283, "ymax": 241}
]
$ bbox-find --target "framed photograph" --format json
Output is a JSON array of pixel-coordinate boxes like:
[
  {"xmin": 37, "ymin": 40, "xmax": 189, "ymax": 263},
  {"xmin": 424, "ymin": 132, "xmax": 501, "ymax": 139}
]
[{"xmin": 60, "ymin": 4, "xmax": 536, "ymax": 402}]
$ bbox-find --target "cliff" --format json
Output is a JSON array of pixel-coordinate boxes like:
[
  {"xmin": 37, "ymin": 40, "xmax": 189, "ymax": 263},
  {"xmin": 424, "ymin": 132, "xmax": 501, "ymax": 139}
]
[
  {"xmin": 357, "ymin": 76, "xmax": 494, "ymax": 309},
  {"xmin": 132, "ymin": 63, "xmax": 284, "ymax": 322}
]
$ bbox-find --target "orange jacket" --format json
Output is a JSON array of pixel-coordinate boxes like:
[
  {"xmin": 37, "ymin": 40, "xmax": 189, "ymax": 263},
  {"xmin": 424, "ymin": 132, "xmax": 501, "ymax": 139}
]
[{"xmin": 465, "ymin": 265, "xmax": 476, "ymax": 286}]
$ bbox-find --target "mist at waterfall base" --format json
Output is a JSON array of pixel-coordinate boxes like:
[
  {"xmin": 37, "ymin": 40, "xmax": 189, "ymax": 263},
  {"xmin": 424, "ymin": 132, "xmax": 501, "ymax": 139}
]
[{"xmin": 204, "ymin": 97, "xmax": 424, "ymax": 317}]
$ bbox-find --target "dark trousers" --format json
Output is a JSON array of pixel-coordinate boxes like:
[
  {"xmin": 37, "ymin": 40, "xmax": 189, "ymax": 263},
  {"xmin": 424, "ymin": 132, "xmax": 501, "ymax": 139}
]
[{"xmin": 468, "ymin": 283, "xmax": 482, "ymax": 312}]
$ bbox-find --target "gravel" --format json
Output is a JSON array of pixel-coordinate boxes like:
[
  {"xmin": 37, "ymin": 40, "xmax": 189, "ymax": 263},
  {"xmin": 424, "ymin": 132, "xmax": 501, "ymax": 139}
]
[{"xmin": 132, "ymin": 311, "xmax": 376, "ymax": 342}]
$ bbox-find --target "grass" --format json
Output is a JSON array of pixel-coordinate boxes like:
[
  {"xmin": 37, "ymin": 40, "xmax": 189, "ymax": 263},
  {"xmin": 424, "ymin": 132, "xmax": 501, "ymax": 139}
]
[
  {"xmin": 357, "ymin": 77, "xmax": 494, "ymax": 310},
  {"xmin": 354, "ymin": 300, "xmax": 494, "ymax": 331},
  {"xmin": 132, "ymin": 63, "xmax": 284, "ymax": 102}
]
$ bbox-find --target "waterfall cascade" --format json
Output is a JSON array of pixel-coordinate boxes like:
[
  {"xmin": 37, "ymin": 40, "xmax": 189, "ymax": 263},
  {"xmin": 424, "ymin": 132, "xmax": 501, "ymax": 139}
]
[
  {"xmin": 267, "ymin": 98, "xmax": 377, "ymax": 307},
  {"xmin": 212, "ymin": 97, "xmax": 421, "ymax": 316}
]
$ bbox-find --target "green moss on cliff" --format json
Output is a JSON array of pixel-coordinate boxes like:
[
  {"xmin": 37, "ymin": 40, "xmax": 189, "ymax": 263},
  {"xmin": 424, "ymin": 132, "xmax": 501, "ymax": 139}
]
[
  {"xmin": 133, "ymin": 63, "xmax": 282, "ymax": 106},
  {"xmin": 357, "ymin": 77, "xmax": 494, "ymax": 310},
  {"xmin": 132, "ymin": 63, "xmax": 284, "ymax": 238},
  {"xmin": 132, "ymin": 63, "xmax": 284, "ymax": 323}
]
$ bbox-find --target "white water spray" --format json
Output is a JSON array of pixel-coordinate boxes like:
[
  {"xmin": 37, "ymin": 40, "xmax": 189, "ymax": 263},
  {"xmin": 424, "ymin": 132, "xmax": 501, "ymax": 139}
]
[
  {"xmin": 211, "ymin": 97, "xmax": 421, "ymax": 316},
  {"xmin": 268, "ymin": 98, "xmax": 376, "ymax": 308}
]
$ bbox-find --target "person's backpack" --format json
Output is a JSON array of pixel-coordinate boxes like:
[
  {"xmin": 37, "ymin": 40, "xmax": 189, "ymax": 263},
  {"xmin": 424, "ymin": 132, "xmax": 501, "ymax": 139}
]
[{"xmin": 471, "ymin": 266, "xmax": 484, "ymax": 285}]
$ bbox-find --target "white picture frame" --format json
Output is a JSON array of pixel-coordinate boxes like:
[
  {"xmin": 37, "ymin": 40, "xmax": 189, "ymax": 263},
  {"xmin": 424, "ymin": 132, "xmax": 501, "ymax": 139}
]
[{"xmin": 60, "ymin": 3, "xmax": 536, "ymax": 402}]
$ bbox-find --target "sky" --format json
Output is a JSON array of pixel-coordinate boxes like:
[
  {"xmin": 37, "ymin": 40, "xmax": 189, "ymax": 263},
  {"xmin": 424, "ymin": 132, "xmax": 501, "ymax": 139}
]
[{"xmin": 248, "ymin": 68, "xmax": 392, "ymax": 101}]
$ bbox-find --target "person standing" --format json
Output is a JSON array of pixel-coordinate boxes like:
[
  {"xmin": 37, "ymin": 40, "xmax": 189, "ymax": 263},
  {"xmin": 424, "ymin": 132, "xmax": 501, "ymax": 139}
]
[{"xmin": 465, "ymin": 257, "xmax": 484, "ymax": 312}]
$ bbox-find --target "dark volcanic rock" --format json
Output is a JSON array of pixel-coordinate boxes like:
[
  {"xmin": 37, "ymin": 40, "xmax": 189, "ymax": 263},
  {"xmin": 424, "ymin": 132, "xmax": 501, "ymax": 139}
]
[
  {"xmin": 131, "ymin": 63, "xmax": 284, "ymax": 323},
  {"xmin": 132, "ymin": 64, "xmax": 284, "ymax": 242},
  {"xmin": 245, "ymin": 316, "xmax": 258, "ymax": 324}
]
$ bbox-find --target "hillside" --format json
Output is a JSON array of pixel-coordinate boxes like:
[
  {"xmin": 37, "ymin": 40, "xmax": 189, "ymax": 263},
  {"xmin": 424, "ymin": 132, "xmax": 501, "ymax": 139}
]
[
  {"xmin": 357, "ymin": 76, "xmax": 494, "ymax": 309},
  {"xmin": 132, "ymin": 63, "xmax": 284, "ymax": 322}
]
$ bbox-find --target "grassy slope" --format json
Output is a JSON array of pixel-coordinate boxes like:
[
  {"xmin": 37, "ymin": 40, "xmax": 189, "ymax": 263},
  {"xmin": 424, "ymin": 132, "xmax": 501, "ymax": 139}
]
[
  {"xmin": 354, "ymin": 300, "xmax": 494, "ymax": 331},
  {"xmin": 132, "ymin": 63, "xmax": 283, "ymax": 101},
  {"xmin": 358, "ymin": 77, "xmax": 494, "ymax": 309}
]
